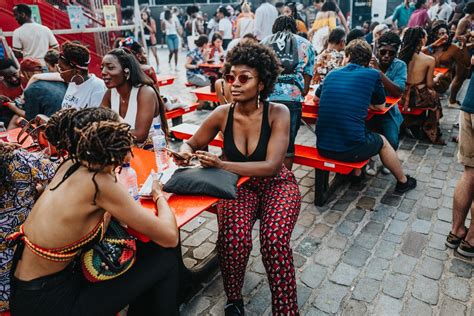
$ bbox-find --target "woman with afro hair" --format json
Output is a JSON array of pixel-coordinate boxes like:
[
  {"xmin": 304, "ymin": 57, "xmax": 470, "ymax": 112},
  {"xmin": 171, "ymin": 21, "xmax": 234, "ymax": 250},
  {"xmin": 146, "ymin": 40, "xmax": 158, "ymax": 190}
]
[{"xmin": 174, "ymin": 41, "xmax": 302, "ymax": 315}]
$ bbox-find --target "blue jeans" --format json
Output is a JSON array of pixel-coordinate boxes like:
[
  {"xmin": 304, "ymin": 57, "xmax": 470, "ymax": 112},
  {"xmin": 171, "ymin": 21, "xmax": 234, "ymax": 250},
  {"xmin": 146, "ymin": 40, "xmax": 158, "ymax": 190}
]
[
  {"xmin": 367, "ymin": 107, "xmax": 402, "ymax": 150},
  {"xmin": 275, "ymin": 101, "xmax": 302, "ymax": 157}
]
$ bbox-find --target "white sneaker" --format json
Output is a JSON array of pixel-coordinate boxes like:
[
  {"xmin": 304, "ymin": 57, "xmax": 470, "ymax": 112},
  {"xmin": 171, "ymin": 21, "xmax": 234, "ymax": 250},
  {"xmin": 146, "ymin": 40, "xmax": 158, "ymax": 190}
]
[{"xmin": 365, "ymin": 158, "xmax": 378, "ymax": 176}]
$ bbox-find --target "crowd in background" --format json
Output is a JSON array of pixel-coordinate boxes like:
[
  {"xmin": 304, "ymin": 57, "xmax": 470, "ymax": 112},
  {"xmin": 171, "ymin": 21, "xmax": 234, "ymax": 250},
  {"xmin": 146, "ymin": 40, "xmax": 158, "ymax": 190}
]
[{"xmin": 0, "ymin": 0, "xmax": 473, "ymax": 315}]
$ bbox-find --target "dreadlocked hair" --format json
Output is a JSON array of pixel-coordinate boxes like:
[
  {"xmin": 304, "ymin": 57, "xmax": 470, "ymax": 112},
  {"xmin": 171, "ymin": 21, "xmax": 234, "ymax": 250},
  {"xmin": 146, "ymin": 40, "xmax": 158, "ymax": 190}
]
[
  {"xmin": 47, "ymin": 108, "xmax": 121, "ymax": 195},
  {"xmin": 44, "ymin": 108, "xmax": 77, "ymax": 155},
  {"xmin": 399, "ymin": 27, "xmax": 426, "ymax": 65},
  {"xmin": 272, "ymin": 15, "xmax": 297, "ymax": 34},
  {"xmin": 76, "ymin": 121, "xmax": 135, "ymax": 204}
]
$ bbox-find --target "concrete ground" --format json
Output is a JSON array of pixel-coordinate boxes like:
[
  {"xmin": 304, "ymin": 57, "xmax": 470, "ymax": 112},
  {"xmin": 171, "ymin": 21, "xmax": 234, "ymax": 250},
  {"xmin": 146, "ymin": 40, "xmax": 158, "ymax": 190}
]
[{"xmin": 153, "ymin": 47, "xmax": 473, "ymax": 316}]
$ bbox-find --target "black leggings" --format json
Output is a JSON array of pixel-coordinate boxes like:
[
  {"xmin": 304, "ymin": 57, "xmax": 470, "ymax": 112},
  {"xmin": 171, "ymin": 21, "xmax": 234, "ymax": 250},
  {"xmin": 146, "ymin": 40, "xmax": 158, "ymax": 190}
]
[{"xmin": 10, "ymin": 240, "xmax": 179, "ymax": 316}]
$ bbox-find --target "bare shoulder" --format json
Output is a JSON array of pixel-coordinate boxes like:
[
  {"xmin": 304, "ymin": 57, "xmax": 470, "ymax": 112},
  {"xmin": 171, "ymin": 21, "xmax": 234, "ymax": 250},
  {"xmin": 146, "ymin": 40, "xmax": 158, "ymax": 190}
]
[
  {"xmin": 268, "ymin": 102, "xmax": 290, "ymax": 117},
  {"xmin": 210, "ymin": 103, "xmax": 231, "ymax": 120},
  {"xmin": 137, "ymin": 85, "xmax": 158, "ymax": 104}
]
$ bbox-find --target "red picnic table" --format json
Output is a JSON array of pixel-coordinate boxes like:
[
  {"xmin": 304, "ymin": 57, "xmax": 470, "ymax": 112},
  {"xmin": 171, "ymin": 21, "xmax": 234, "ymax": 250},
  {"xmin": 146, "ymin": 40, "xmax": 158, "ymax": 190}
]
[
  {"xmin": 199, "ymin": 62, "xmax": 224, "ymax": 69},
  {"xmin": 191, "ymin": 86, "xmax": 219, "ymax": 103},
  {"xmin": 128, "ymin": 147, "xmax": 247, "ymax": 241},
  {"xmin": 434, "ymin": 67, "xmax": 449, "ymax": 76},
  {"xmin": 156, "ymin": 75, "xmax": 176, "ymax": 87},
  {"xmin": 2, "ymin": 127, "xmax": 34, "ymax": 148}
]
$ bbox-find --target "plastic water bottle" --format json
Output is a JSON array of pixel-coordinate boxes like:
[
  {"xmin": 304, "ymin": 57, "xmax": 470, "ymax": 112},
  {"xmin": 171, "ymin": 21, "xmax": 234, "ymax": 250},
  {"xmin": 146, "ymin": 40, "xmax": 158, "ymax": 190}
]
[
  {"xmin": 118, "ymin": 163, "xmax": 139, "ymax": 202},
  {"xmin": 152, "ymin": 123, "xmax": 169, "ymax": 171}
]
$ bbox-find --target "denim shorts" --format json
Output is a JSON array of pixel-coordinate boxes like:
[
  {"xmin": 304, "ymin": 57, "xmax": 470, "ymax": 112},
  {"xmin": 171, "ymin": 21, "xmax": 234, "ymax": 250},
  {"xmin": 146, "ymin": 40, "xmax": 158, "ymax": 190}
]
[
  {"xmin": 318, "ymin": 132, "xmax": 384, "ymax": 163},
  {"xmin": 166, "ymin": 34, "xmax": 179, "ymax": 51},
  {"xmin": 275, "ymin": 101, "xmax": 302, "ymax": 157}
]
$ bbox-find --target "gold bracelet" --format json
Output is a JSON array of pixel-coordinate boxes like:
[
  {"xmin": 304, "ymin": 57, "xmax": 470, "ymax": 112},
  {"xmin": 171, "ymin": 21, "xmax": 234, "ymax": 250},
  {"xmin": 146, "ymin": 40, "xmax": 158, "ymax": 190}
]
[{"xmin": 153, "ymin": 194, "xmax": 164, "ymax": 203}]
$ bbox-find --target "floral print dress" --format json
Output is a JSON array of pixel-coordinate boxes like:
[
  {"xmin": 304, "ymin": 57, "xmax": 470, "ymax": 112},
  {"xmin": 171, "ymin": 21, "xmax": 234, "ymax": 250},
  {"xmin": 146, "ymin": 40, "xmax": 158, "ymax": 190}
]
[
  {"xmin": 0, "ymin": 150, "xmax": 55, "ymax": 311},
  {"xmin": 312, "ymin": 48, "xmax": 344, "ymax": 85}
]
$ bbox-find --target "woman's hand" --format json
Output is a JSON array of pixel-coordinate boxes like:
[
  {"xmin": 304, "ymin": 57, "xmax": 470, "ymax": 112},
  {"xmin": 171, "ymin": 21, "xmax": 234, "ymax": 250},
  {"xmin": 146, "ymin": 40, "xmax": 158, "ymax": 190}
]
[
  {"xmin": 171, "ymin": 151, "xmax": 193, "ymax": 166},
  {"xmin": 195, "ymin": 151, "xmax": 223, "ymax": 168},
  {"xmin": 151, "ymin": 176, "xmax": 164, "ymax": 199}
]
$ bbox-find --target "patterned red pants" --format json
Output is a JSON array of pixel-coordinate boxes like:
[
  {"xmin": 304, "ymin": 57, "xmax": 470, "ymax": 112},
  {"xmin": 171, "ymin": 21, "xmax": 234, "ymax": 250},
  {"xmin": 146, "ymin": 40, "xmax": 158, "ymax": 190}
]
[{"xmin": 217, "ymin": 167, "xmax": 301, "ymax": 315}]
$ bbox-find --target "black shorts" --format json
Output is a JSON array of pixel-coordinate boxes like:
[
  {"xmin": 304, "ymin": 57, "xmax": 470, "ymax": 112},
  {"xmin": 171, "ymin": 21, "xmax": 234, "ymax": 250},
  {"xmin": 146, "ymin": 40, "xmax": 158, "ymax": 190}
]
[{"xmin": 318, "ymin": 132, "xmax": 384, "ymax": 163}]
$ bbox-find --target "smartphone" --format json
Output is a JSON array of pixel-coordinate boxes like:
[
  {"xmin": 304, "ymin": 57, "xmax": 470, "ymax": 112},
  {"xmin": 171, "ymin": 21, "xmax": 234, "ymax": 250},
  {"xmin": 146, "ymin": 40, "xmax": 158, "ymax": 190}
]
[{"xmin": 165, "ymin": 148, "xmax": 187, "ymax": 160}]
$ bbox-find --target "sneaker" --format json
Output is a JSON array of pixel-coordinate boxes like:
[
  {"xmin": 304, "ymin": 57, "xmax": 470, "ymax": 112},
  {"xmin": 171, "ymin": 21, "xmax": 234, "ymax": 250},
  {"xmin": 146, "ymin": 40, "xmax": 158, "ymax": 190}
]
[
  {"xmin": 457, "ymin": 239, "xmax": 474, "ymax": 257},
  {"xmin": 380, "ymin": 166, "xmax": 391, "ymax": 175},
  {"xmin": 395, "ymin": 175, "xmax": 417, "ymax": 193},
  {"xmin": 445, "ymin": 229, "xmax": 467, "ymax": 249},
  {"xmin": 365, "ymin": 158, "xmax": 378, "ymax": 176},
  {"xmin": 225, "ymin": 300, "xmax": 245, "ymax": 316},
  {"xmin": 448, "ymin": 101, "xmax": 461, "ymax": 108}
]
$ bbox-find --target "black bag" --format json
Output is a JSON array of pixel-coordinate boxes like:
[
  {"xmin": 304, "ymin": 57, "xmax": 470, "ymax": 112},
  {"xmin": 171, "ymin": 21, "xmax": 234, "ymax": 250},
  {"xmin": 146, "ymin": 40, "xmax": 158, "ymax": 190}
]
[
  {"xmin": 263, "ymin": 31, "xmax": 299, "ymax": 75},
  {"xmin": 163, "ymin": 167, "xmax": 239, "ymax": 199}
]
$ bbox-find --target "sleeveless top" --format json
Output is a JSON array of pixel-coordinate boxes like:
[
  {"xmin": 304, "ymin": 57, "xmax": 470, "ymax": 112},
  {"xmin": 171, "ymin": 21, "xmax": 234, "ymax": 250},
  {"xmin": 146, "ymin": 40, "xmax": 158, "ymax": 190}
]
[
  {"xmin": 8, "ymin": 220, "xmax": 105, "ymax": 262},
  {"xmin": 111, "ymin": 87, "xmax": 140, "ymax": 129},
  {"xmin": 223, "ymin": 101, "xmax": 271, "ymax": 162}
]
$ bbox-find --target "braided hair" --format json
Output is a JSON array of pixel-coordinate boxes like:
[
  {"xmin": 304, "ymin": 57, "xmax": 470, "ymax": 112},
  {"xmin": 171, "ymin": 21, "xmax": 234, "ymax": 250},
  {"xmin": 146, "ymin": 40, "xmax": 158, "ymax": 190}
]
[
  {"xmin": 76, "ymin": 121, "xmax": 134, "ymax": 203},
  {"xmin": 399, "ymin": 27, "xmax": 426, "ymax": 65},
  {"xmin": 272, "ymin": 15, "xmax": 297, "ymax": 34}
]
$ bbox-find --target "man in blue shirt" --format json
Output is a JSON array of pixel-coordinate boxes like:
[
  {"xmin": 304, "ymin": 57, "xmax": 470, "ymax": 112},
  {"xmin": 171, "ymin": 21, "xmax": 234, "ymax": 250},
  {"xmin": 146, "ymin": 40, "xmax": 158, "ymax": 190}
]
[
  {"xmin": 392, "ymin": 0, "xmax": 415, "ymax": 31},
  {"xmin": 262, "ymin": 15, "xmax": 315, "ymax": 169},
  {"xmin": 447, "ymin": 55, "xmax": 474, "ymax": 257},
  {"xmin": 315, "ymin": 39, "xmax": 416, "ymax": 193},
  {"xmin": 366, "ymin": 31, "xmax": 406, "ymax": 174}
]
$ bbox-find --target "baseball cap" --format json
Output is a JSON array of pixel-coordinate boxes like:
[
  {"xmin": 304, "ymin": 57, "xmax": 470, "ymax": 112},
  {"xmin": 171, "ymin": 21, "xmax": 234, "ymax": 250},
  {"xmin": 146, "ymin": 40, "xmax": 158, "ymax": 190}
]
[{"xmin": 20, "ymin": 58, "xmax": 42, "ymax": 72}]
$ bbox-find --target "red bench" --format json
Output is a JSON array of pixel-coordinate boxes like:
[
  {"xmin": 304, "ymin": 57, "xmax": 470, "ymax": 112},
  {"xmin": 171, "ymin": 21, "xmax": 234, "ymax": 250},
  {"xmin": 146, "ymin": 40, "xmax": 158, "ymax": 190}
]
[
  {"xmin": 170, "ymin": 123, "xmax": 368, "ymax": 205},
  {"xmin": 165, "ymin": 103, "xmax": 198, "ymax": 127},
  {"xmin": 156, "ymin": 75, "xmax": 176, "ymax": 87}
]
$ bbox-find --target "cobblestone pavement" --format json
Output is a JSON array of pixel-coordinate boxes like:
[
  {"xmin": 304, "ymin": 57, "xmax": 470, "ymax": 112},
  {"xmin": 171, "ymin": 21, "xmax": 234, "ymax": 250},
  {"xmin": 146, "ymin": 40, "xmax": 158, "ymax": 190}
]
[{"xmin": 154, "ymin": 48, "xmax": 473, "ymax": 315}]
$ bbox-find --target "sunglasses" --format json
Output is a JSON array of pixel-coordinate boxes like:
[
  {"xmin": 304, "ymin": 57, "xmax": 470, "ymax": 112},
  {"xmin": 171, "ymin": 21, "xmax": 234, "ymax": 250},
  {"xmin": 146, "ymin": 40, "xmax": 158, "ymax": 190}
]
[
  {"xmin": 224, "ymin": 74, "xmax": 256, "ymax": 84},
  {"xmin": 56, "ymin": 64, "xmax": 74, "ymax": 74},
  {"xmin": 379, "ymin": 49, "xmax": 396, "ymax": 57}
]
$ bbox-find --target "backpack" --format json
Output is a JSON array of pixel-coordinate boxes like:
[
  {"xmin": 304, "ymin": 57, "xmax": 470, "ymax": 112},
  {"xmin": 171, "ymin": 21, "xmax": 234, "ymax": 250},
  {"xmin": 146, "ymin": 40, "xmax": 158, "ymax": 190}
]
[{"xmin": 263, "ymin": 31, "xmax": 299, "ymax": 75}]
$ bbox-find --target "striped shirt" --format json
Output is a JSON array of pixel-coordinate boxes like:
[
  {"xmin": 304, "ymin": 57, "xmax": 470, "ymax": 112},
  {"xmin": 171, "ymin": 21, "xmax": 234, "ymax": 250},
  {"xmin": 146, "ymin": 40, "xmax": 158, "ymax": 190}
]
[{"xmin": 315, "ymin": 63, "xmax": 386, "ymax": 152}]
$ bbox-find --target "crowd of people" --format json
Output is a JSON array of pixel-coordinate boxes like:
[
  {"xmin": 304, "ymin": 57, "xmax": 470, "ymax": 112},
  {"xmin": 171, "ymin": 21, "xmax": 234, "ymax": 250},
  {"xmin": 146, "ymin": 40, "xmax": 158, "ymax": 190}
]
[{"xmin": 0, "ymin": 0, "xmax": 473, "ymax": 315}]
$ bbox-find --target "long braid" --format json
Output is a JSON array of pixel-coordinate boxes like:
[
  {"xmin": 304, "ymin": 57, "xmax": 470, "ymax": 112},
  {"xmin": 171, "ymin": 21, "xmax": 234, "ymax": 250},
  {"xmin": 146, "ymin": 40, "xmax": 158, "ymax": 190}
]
[{"xmin": 399, "ymin": 27, "xmax": 425, "ymax": 65}]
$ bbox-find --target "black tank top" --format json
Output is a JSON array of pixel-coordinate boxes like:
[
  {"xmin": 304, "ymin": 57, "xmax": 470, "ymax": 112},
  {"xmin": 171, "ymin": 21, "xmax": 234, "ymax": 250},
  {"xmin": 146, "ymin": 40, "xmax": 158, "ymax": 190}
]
[{"xmin": 223, "ymin": 101, "xmax": 271, "ymax": 162}]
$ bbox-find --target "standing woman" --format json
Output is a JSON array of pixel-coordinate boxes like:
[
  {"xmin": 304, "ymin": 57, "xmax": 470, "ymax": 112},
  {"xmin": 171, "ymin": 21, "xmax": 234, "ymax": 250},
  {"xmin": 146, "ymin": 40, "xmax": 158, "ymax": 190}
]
[
  {"xmin": 8, "ymin": 108, "xmax": 179, "ymax": 315},
  {"xmin": 175, "ymin": 41, "xmax": 301, "ymax": 315},
  {"xmin": 0, "ymin": 143, "xmax": 55, "ymax": 312},
  {"xmin": 162, "ymin": 9, "xmax": 181, "ymax": 72},
  {"xmin": 235, "ymin": 1, "xmax": 255, "ymax": 38},
  {"xmin": 141, "ymin": 10, "xmax": 160, "ymax": 73},
  {"xmin": 101, "ymin": 49, "xmax": 168, "ymax": 146}
]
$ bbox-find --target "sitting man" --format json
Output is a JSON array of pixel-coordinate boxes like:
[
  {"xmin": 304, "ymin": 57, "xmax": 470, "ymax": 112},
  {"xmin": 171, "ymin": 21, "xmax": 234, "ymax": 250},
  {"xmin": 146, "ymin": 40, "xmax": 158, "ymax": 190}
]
[
  {"xmin": 315, "ymin": 39, "xmax": 417, "ymax": 193},
  {"xmin": 366, "ymin": 31, "xmax": 407, "ymax": 175},
  {"xmin": 3, "ymin": 58, "xmax": 66, "ymax": 126},
  {"xmin": 0, "ymin": 58, "xmax": 22, "ymax": 127}
]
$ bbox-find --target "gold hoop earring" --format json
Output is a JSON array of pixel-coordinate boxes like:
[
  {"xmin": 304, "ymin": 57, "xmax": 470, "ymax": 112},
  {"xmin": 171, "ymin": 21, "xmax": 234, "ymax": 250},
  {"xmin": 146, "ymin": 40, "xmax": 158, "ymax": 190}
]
[
  {"xmin": 71, "ymin": 73, "xmax": 85, "ymax": 85},
  {"xmin": 257, "ymin": 93, "xmax": 260, "ymax": 109}
]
